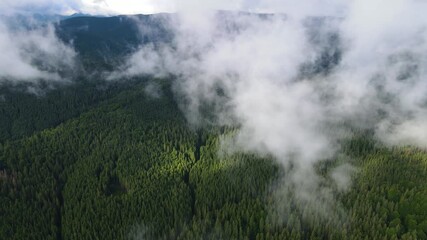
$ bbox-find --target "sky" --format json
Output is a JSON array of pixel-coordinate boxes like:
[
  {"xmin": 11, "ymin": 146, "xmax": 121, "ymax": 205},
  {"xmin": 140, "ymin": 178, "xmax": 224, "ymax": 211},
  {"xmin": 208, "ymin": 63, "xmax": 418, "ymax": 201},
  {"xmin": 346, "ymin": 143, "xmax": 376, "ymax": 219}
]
[
  {"xmin": 0, "ymin": 0, "xmax": 346, "ymax": 16},
  {"xmin": 0, "ymin": 0, "xmax": 228, "ymax": 15}
]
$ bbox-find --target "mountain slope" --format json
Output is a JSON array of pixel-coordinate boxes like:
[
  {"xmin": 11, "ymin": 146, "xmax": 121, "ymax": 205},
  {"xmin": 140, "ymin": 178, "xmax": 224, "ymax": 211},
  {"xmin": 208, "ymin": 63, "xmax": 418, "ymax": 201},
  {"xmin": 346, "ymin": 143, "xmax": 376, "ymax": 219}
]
[{"xmin": 0, "ymin": 80, "xmax": 426, "ymax": 239}]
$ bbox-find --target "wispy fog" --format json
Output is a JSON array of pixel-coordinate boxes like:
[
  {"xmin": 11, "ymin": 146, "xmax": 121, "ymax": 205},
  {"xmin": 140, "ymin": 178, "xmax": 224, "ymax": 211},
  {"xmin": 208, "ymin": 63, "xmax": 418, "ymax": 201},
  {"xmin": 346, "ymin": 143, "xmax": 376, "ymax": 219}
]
[
  {"xmin": 0, "ymin": 19, "xmax": 76, "ymax": 82},
  {"xmin": 115, "ymin": 0, "xmax": 427, "ymax": 220}
]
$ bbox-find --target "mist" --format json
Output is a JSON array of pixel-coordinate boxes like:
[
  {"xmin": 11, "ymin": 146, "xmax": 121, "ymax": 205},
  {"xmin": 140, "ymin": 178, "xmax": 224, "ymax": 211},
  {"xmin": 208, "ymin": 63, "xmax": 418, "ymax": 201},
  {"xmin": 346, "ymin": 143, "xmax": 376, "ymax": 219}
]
[
  {"xmin": 112, "ymin": 0, "xmax": 427, "ymax": 223},
  {"xmin": 0, "ymin": 14, "xmax": 76, "ymax": 83},
  {"xmin": 116, "ymin": 0, "xmax": 427, "ymax": 221}
]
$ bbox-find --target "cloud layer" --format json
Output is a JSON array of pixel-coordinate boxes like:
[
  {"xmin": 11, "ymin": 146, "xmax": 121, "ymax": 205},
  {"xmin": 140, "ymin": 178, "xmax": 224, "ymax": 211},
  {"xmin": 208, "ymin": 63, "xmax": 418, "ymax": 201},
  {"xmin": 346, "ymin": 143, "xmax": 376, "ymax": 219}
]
[{"xmin": 116, "ymin": 0, "xmax": 427, "ymax": 220}]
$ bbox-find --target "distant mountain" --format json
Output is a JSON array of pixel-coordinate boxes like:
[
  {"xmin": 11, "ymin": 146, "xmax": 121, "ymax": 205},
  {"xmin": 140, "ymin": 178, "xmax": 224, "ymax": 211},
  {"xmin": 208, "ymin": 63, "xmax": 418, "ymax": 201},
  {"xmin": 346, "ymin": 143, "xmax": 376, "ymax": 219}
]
[
  {"xmin": 56, "ymin": 14, "xmax": 173, "ymax": 70},
  {"xmin": 63, "ymin": 13, "xmax": 105, "ymax": 19}
]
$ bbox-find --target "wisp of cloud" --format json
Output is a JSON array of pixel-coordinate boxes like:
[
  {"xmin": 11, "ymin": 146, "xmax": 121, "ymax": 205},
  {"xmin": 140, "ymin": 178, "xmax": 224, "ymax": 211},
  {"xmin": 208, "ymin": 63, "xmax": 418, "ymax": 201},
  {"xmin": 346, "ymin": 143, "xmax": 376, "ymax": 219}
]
[{"xmin": 0, "ymin": 11, "xmax": 76, "ymax": 83}]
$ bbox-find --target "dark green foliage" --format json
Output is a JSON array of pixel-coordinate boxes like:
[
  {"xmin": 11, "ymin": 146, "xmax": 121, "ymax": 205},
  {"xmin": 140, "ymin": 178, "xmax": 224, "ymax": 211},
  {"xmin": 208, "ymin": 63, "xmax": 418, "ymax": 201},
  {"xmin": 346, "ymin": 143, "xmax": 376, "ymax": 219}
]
[
  {"xmin": 0, "ymin": 81, "xmax": 426, "ymax": 239},
  {"xmin": 0, "ymin": 78, "xmax": 141, "ymax": 142}
]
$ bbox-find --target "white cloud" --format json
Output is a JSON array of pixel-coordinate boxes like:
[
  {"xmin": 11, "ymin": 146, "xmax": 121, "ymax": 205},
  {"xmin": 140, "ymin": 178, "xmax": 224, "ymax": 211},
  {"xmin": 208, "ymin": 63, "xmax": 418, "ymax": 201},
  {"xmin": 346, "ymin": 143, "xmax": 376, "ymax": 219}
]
[
  {"xmin": 0, "ymin": 19, "xmax": 76, "ymax": 82},
  {"xmin": 79, "ymin": 0, "xmax": 244, "ymax": 15},
  {"xmin": 115, "ymin": 0, "xmax": 427, "ymax": 220}
]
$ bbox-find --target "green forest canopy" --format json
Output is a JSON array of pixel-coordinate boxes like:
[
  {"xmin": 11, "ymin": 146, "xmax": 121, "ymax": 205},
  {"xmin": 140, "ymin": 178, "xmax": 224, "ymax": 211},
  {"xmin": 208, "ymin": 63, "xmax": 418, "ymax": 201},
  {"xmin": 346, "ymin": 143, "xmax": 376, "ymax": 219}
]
[{"xmin": 0, "ymin": 79, "xmax": 426, "ymax": 240}]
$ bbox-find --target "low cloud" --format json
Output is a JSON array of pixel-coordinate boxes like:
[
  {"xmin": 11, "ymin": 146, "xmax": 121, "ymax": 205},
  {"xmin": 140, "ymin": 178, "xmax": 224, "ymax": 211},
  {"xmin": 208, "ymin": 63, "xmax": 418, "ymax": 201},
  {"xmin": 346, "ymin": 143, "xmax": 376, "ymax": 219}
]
[
  {"xmin": 0, "ymin": 17, "xmax": 77, "ymax": 83},
  {"xmin": 115, "ymin": 0, "xmax": 427, "ymax": 222}
]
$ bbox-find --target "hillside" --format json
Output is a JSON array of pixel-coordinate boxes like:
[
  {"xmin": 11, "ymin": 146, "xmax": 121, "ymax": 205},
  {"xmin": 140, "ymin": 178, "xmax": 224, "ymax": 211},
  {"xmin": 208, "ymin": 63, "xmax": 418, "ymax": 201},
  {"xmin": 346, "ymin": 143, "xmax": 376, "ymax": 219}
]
[
  {"xmin": 0, "ymin": 7, "xmax": 427, "ymax": 240},
  {"xmin": 0, "ymin": 80, "xmax": 426, "ymax": 239}
]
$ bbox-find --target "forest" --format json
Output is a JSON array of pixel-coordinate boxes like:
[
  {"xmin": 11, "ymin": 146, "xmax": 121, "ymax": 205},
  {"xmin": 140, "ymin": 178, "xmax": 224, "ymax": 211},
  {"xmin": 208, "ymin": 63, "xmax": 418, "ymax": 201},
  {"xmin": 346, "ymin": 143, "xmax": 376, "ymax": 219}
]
[
  {"xmin": 0, "ymin": 7, "xmax": 426, "ymax": 240},
  {"xmin": 0, "ymin": 78, "xmax": 426, "ymax": 240}
]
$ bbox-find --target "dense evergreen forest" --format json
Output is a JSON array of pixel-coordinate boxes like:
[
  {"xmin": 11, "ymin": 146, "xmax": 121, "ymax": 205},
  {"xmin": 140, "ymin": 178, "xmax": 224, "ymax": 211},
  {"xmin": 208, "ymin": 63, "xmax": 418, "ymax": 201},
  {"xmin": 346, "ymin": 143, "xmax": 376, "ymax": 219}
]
[
  {"xmin": 0, "ymin": 14, "xmax": 426, "ymax": 240},
  {"xmin": 0, "ymin": 78, "xmax": 426, "ymax": 240}
]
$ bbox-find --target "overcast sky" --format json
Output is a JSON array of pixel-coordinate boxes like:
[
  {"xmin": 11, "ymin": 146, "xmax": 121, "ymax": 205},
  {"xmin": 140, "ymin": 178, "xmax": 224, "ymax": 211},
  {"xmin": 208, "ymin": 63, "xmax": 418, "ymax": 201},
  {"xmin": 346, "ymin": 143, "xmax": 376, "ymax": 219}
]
[{"xmin": 0, "ymin": 0, "xmax": 346, "ymax": 16}]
